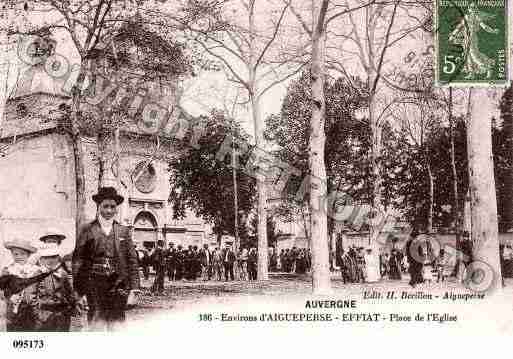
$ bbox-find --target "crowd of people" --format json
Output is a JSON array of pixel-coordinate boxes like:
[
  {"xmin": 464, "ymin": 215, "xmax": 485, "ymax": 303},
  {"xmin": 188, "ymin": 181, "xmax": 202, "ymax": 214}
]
[
  {"xmin": 403, "ymin": 232, "xmax": 466, "ymax": 287},
  {"xmin": 337, "ymin": 247, "xmax": 384, "ymax": 284},
  {"xmin": 141, "ymin": 236, "xmax": 468, "ymax": 288},
  {"xmin": 336, "ymin": 232, "xmax": 473, "ymax": 286},
  {"xmin": 274, "ymin": 248, "xmax": 312, "ymax": 274},
  {"xmin": 140, "ymin": 242, "xmax": 263, "ymax": 294},
  {"xmin": 139, "ymin": 245, "xmax": 314, "ymax": 292}
]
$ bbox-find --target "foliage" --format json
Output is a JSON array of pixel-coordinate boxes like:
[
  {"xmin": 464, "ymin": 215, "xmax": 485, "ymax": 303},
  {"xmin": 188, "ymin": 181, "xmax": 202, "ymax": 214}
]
[
  {"xmin": 496, "ymin": 87, "xmax": 513, "ymax": 231},
  {"xmin": 265, "ymin": 71, "xmax": 403, "ymax": 230},
  {"xmin": 395, "ymin": 108, "xmax": 513, "ymax": 232},
  {"xmin": 168, "ymin": 110, "xmax": 256, "ymax": 238},
  {"xmin": 395, "ymin": 118, "xmax": 468, "ymax": 229}
]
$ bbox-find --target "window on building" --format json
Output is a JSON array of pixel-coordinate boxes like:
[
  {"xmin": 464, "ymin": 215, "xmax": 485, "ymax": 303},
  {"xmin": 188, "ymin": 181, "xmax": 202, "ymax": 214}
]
[{"xmin": 16, "ymin": 103, "xmax": 28, "ymax": 117}]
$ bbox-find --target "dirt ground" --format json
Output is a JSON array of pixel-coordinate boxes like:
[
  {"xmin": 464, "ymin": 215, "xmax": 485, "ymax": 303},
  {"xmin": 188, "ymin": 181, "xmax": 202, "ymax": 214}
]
[
  {"xmin": 2, "ymin": 273, "xmax": 511, "ymax": 330},
  {"xmin": 127, "ymin": 273, "xmax": 513, "ymax": 322}
]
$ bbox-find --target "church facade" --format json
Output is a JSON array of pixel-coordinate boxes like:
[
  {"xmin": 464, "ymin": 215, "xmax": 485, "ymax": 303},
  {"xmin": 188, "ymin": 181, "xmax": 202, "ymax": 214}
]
[{"xmin": 0, "ymin": 42, "xmax": 211, "ymax": 264}]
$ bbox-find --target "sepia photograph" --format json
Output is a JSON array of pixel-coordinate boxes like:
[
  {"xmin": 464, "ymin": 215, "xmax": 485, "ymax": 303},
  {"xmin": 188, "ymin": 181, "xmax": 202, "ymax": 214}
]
[{"xmin": 0, "ymin": 0, "xmax": 511, "ymax": 347}]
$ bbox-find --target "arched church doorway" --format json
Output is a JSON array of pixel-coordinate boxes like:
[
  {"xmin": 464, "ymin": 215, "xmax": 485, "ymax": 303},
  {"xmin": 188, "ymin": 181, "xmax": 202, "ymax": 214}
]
[{"xmin": 133, "ymin": 211, "xmax": 158, "ymax": 249}]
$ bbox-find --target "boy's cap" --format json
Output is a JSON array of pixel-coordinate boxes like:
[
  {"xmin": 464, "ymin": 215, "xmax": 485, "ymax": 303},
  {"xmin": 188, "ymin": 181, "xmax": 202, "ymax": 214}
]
[
  {"xmin": 39, "ymin": 228, "xmax": 66, "ymax": 243},
  {"xmin": 4, "ymin": 238, "xmax": 37, "ymax": 254}
]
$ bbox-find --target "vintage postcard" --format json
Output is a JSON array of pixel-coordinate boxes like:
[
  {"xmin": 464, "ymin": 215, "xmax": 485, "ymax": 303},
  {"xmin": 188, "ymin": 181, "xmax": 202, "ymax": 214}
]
[{"xmin": 0, "ymin": 0, "xmax": 512, "ymax": 355}]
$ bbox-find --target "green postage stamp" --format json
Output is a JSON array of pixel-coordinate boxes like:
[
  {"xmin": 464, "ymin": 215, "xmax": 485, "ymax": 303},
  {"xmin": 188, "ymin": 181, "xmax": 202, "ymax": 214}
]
[{"xmin": 435, "ymin": 0, "xmax": 509, "ymax": 86}]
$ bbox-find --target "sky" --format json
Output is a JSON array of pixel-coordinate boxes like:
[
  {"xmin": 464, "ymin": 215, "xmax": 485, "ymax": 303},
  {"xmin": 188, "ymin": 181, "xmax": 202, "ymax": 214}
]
[{"xmin": 2, "ymin": 1, "xmax": 506, "ymax": 136}]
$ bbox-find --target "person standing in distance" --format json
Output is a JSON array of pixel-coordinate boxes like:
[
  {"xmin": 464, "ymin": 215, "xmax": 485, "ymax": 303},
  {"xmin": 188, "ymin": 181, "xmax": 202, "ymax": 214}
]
[
  {"xmin": 222, "ymin": 244, "xmax": 236, "ymax": 281},
  {"xmin": 150, "ymin": 240, "xmax": 166, "ymax": 294}
]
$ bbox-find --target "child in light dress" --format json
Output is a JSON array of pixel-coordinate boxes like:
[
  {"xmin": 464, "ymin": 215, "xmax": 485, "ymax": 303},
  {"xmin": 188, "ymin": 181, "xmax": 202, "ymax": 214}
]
[{"xmin": 1, "ymin": 238, "xmax": 44, "ymax": 331}]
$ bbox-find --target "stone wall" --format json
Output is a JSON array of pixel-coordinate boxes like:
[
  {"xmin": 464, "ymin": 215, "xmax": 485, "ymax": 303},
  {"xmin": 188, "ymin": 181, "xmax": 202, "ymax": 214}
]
[
  {"xmin": 0, "ymin": 133, "xmax": 75, "ymax": 266},
  {"xmin": 0, "ymin": 128, "xmax": 211, "ymax": 262}
]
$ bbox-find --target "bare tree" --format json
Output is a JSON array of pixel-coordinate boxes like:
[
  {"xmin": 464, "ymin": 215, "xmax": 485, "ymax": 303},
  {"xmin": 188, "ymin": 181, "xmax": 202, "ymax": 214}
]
[
  {"xmin": 285, "ymin": 0, "xmax": 428, "ymax": 291},
  {"xmin": 0, "ymin": 0, "xmax": 25, "ymax": 149},
  {"xmin": 168, "ymin": 0, "xmax": 304, "ymax": 280},
  {"xmin": 286, "ymin": 0, "xmax": 380, "ymax": 293},
  {"xmin": 342, "ymin": 0, "xmax": 428, "ymax": 241}
]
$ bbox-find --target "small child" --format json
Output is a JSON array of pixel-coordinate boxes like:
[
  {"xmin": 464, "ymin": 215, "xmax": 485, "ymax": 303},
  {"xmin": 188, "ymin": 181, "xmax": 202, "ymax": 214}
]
[
  {"xmin": 35, "ymin": 244, "xmax": 75, "ymax": 331},
  {"xmin": 1, "ymin": 238, "xmax": 43, "ymax": 331}
]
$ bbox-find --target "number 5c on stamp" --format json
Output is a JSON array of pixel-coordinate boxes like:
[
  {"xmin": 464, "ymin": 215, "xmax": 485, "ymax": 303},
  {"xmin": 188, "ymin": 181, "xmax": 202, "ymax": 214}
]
[{"xmin": 435, "ymin": 0, "xmax": 509, "ymax": 87}]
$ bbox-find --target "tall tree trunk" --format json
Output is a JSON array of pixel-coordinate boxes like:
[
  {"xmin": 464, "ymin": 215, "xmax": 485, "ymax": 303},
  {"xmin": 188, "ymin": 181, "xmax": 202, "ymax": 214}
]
[
  {"xmin": 0, "ymin": 28, "xmax": 8, "ymax": 135},
  {"xmin": 426, "ymin": 161, "xmax": 434, "ymax": 233},
  {"xmin": 97, "ymin": 134, "xmax": 105, "ymax": 189},
  {"xmin": 232, "ymin": 129, "xmax": 240, "ymax": 255},
  {"xmin": 247, "ymin": 0, "xmax": 268, "ymax": 280},
  {"xmin": 501, "ymin": 87, "xmax": 513, "ymax": 231},
  {"xmin": 70, "ymin": 66, "xmax": 88, "ymax": 234},
  {"xmin": 369, "ymin": 94, "xmax": 382, "ymax": 241},
  {"xmin": 216, "ymin": 231, "xmax": 223, "ymax": 247},
  {"xmin": 300, "ymin": 204, "xmax": 311, "ymax": 243},
  {"xmin": 97, "ymin": 127, "xmax": 118, "ymax": 189},
  {"xmin": 251, "ymin": 95, "xmax": 269, "ymax": 280},
  {"xmin": 71, "ymin": 97, "xmax": 87, "ymax": 234},
  {"xmin": 328, "ymin": 176, "xmax": 343, "ymax": 265},
  {"xmin": 309, "ymin": 0, "xmax": 331, "ymax": 294},
  {"xmin": 467, "ymin": 88, "xmax": 502, "ymax": 292},
  {"xmin": 463, "ymin": 189, "xmax": 472, "ymax": 232},
  {"xmin": 448, "ymin": 88, "xmax": 463, "ymax": 244}
]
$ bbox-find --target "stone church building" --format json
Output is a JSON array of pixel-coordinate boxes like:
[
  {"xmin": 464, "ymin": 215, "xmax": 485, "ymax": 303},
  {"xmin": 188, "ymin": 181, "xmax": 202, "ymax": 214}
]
[{"xmin": 0, "ymin": 38, "xmax": 211, "ymax": 264}]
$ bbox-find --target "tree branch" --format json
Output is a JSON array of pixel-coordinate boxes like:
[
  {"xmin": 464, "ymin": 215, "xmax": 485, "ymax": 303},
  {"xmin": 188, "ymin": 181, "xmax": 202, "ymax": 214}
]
[
  {"xmin": 285, "ymin": 0, "xmax": 312, "ymax": 38},
  {"xmin": 257, "ymin": 61, "xmax": 307, "ymax": 100},
  {"xmin": 254, "ymin": 2, "xmax": 289, "ymax": 70},
  {"xmin": 195, "ymin": 39, "xmax": 249, "ymax": 91},
  {"xmin": 370, "ymin": 0, "xmax": 399, "ymax": 94},
  {"xmin": 326, "ymin": 0, "xmax": 377, "ymax": 25}
]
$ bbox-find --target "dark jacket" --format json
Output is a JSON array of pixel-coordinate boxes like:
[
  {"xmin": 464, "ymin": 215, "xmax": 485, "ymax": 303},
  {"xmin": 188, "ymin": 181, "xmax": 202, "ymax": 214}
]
[
  {"xmin": 35, "ymin": 267, "xmax": 76, "ymax": 330},
  {"xmin": 151, "ymin": 247, "xmax": 166, "ymax": 271},
  {"xmin": 248, "ymin": 250, "xmax": 258, "ymax": 266},
  {"xmin": 72, "ymin": 220, "xmax": 140, "ymax": 296},
  {"xmin": 199, "ymin": 248, "xmax": 211, "ymax": 266},
  {"xmin": 222, "ymin": 249, "xmax": 236, "ymax": 264}
]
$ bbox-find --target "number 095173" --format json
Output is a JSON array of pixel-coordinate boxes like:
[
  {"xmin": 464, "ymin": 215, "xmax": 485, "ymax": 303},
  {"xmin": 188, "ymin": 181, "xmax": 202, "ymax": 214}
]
[{"xmin": 12, "ymin": 339, "xmax": 44, "ymax": 349}]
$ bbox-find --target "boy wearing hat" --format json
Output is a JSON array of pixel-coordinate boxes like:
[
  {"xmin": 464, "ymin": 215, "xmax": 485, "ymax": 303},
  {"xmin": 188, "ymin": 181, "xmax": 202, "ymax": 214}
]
[
  {"xmin": 38, "ymin": 229, "xmax": 72, "ymax": 273},
  {"xmin": 39, "ymin": 229, "xmax": 65, "ymax": 246},
  {"xmin": 1, "ymin": 239, "xmax": 43, "ymax": 331},
  {"xmin": 72, "ymin": 187, "xmax": 140, "ymax": 330},
  {"xmin": 35, "ymin": 244, "xmax": 75, "ymax": 331}
]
